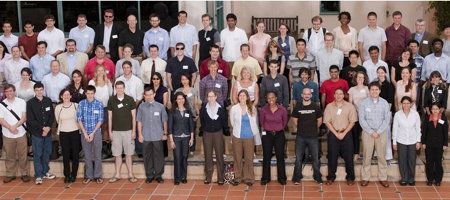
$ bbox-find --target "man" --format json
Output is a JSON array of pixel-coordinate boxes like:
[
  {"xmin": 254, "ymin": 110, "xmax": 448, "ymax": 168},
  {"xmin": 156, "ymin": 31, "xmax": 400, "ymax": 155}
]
[
  {"xmin": 118, "ymin": 14, "xmax": 145, "ymax": 61},
  {"xmin": 84, "ymin": 45, "xmax": 116, "ymax": 80},
  {"xmin": 363, "ymin": 46, "xmax": 390, "ymax": 82},
  {"xmin": 69, "ymin": 14, "xmax": 95, "ymax": 54},
  {"xmin": 198, "ymin": 14, "xmax": 220, "ymax": 65},
  {"xmin": 199, "ymin": 60, "xmax": 228, "ymax": 106},
  {"xmin": 291, "ymin": 88, "xmax": 323, "ymax": 184},
  {"xmin": 141, "ymin": 44, "xmax": 167, "ymax": 87},
  {"xmin": 303, "ymin": 16, "xmax": 327, "ymax": 57},
  {"xmin": 385, "ymin": 11, "xmax": 411, "ymax": 66},
  {"xmin": 199, "ymin": 45, "xmax": 230, "ymax": 79},
  {"xmin": 4, "ymin": 46, "xmax": 29, "ymax": 84},
  {"xmin": 411, "ymin": 19, "xmax": 435, "ymax": 57},
  {"xmin": 115, "ymin": 44, "xmax": 141, "ymax": 78},
  {"xmin": 165, "ymin": 42, "xmax": 198, "ymax": 92},
  {"xmin": 340, "ymin": 50, "xmax": 367, "ymax": 87},
  {"xmin": 37, "ymin": 15, "xmax": 65, "ymax": 57},
  {"xmin": 26, "ymin": 83, "xmax": 56, "ymax": 185},
  {"xmin": 292, "ymin": 67, "xmax": 319, "ymax": 105},
  {"xmin": 408, "ymin": 40, "xmax": 424, "ymax": 83},
  {"xmin": 41, "ymin": 60, "xmax": 71, "ymax": 103},
  {"xmin": 320, "ymin": 65, "xmax": 349, "ymax": 107},
  {"xmin": 358, "ymin": 12, "xmax": 387, "ymax": 62},
  {"xmin": 259, "ymin": 60, "xmax": 289, "ymax": 107},
  {"xmin": 220, "ymin": 13, "xmax": 248, "ymax": 71},
  {"xmin": 231, "ymin": 44, "xmax": 262, "ymax": 81},
  {"xmin": 94, "ymin": 9, "xmax": 123, "ymax": 62},
  {"xmin": 316, "ymin": 33, "xmax": 344, "ymax": 85},
  {"xmin": 0, "ymin": 84, "xmax": 30, "ymax": 183},
  {"xmin": 137, "ymin": 87, "xmax": 168, "ymax": 183},
  {"xmin": 0, "ymin": 21, "xmax": 18, "ymax": 53},
  {"xmin": 29, "ymin": 41, "xmax": 54, "ymax": 82},
  {"xmin": 107, "ymin": 81, "xmax": 137, "ymax": 183},
  {"xmin": 18, "ymin": 21, "xmax": 38, "ymax": 61},
  {"xmin": 358, "ymin": 82, "xmax": 391, "ymax": 187},
  {"xmin": 56, "ymin": 39, "xmax": 89, "ymax": 76},
  {"xmin": 323, "ymin": 88, "xmax": 357, "ymax": 185},
  {"xmin": 116, "ymin": 61, "xmax": 144, "ymax": 102},
  {"xmin": 143, "ymin": 14, "xmax": 170, "ymax": 60},
  {"xmin": 77, "ymin": 85, "xmax": 104, "ymax": 184},
  {"xmin": 287, "ymin": 39, "xmax": 316, "ymax": 84},
  {"xmin": 170, "ymin": 11, "xmax": 198, "ymax": 60},
  {"xmin": 421, "ymin": 39, "xmax": 450, "ymax": 83}
]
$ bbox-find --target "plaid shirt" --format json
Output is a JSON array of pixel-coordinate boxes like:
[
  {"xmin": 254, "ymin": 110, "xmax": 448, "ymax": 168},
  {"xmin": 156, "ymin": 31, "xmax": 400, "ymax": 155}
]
[
  {"xmin": 77, "ymin": 98, "xmax": 104, "ymax": 134},
  {"xmin": 358, "ymin": 97, "xmax": 391, "ymax": 135},
  {"xmin": 199, "ymin": 74, "xmax": 228, "ymax": 106}
]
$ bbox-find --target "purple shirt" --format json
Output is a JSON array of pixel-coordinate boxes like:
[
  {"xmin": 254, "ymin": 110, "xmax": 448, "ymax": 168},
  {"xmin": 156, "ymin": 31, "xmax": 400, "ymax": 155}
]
[
  {"xmin": 199, "ymin": 74, "xmax": 228, "ymax": 106},
  {"xmin": 385, "ymin": 24, "xmax": 411, "ymax": 64},
  {"xmin": 259, "ymin": 104, "xmax": 288, "ymax": 132}
]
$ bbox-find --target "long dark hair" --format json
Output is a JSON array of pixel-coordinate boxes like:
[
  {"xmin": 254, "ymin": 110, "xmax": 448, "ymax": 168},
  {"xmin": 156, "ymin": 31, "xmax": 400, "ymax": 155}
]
[
  {"xmin": 150, "ymin": 72, "xmax": 163, "ymax": 89},
  {"xmin": 237, "ymin": 89, "xmax": 255, "ymax": 116},
  {"xmin": 401, "ymin": 67, "xmax": 413, "ymax": 93},
  {"xmin": 171, "ymin": 91, "xmax": 191, "ymax": 112},
  {"xmin": 0, "ymin": 41, "xmax": 8, "ymax": 58},
  {"xmin": 70, "ymin": 69, "xmax": 87, "ymax": 90}
]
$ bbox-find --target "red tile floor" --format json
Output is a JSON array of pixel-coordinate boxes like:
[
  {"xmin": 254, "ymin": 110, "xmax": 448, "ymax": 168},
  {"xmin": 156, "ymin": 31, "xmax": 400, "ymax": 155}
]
[{"xmin": 1, "ymin": 178, "xmax": 450, "ymax": 200}]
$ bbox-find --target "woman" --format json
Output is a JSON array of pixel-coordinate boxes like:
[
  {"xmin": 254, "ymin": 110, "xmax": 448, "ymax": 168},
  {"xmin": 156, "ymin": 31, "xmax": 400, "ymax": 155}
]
[
  {"xmin": 67, "ymin": 70, "xmax": 87, "ymax": 103},
  {"xmin": 376, "ymin": 66, "xmax": 394, "ymax": 161},
  {"xmin": 14, "ymin": 68, "xmax": 35, "ymax": 101},
  {"xmin": 390, "ymin": 48, "xmax": 417, "ymax": 85},
  {"xmin": 249, "ymin": 21, "xmax": 272, "ymax": 67},
  {"xmin": 55, "ymin": 89, "xmax": 81, "ymax": 183},
  {"xmin": 273, "ymin": 23, "xmax": 296, "ymax": 63},
  {"xmin": 232, "ymin": 67, "xmax": 259, "ymax": 106},
  {"xmin": 0, "ymin": 41, "xmax": 11, "ymax": 85},
  {"xmin": 263, "ymin": 40, "xmax": 286, "ymax": 76},
  {"xmin": 115, "ymin": 44, "xmax": 141, "ymax": 78},
  {"xmin": 422, "ymin": 103, "xmax": 448, "ymax": 186},
  {"xmin": 392, "ymin": 96, "xmax": 421, "ymax": 186},
  {"xmin": 395, "ymin": 67, "xmax": 417, "ymax": 111},
  {"xmin": 200, "ymin": 90, "xmax": 227, "ymax": 185},
  {"xmin": 229, "ymin": 90, "xmax": 260, "ymax": 186},
  {"xmin": 151, "ymin": 72, "xmax": 169, "ymax": 107},
  {"xmin": 168, "ymin": 92, "xmax": 194, "ymax": 185},
  {"xmin": 424, "ymin": 71, "xmax": 448, "ymax": 115},
  {"xmin": 347, "ymin": 71, "xmax": 369, "ymax": 159},
  {"xmin": 259, "ymin": 91, "xmax": 288, "ymax": 185},
  {"xmin": 332, "ymin": 11, "xmax": 357, "ymax": 67}
]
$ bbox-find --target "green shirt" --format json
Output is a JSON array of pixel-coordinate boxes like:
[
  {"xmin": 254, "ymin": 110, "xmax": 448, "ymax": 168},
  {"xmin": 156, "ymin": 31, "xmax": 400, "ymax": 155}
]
[{"xmin": 107, "ymin": 94, "xmax": 136, "ymax": 131}]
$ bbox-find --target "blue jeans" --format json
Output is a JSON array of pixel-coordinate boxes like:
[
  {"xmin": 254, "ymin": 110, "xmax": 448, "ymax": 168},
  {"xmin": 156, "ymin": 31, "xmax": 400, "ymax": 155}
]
[
  {"xmin": 32, "ymin": 134, "xmax": 52, "ymax": 178},
  {"xmin": 292, "ymin": 137, "xmax": 321, "ymax": 181}
]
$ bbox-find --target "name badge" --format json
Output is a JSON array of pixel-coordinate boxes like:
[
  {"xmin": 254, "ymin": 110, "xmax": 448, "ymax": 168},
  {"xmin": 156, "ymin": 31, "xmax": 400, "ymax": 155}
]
[
  {"xmin": 423, "ymin": 40, "xmax": 428, "ymax": 44},
  {"xmin": 184, "ymin": 113, "xmax": 190, "ymax": 117},
  {"xmin": 360, "ymin": 89, "xmax": 366, "ymax": 93},
  {"xmin": 84, "ymin": 34, "xmax": 89, "ymax": 38},
  {"xmin": 438, "ymin": 90, "xmax": 442, "ymax": 94},
  {"xmin": 158, "ymin": 37, "xmax": 164, "ymax": 41},
  {"xmin": 281, "ymin": 43, "xmax": 286, "ymax": 47},
  {"xmin": 337, "ymin": 108, "xmax": 342, "ymax": 115},
  {"xmin": 310, "ymin": 89, "xmax": 314, "ymax": 92},
  {"xmin": 117, "ymin": 103, "xmax": 123, "ymax": 108},
  {"xmin": 154, "ymin": 112, "xmax": 160, "ymax": 116},
  {"xmin": 262, "ymin": 131, "xmax": 266, "ymax": 136},
  {"xmin": 439, "ymin": 119, "xmax": 445, "ymax": 124},
  {"xmin": 45, "ymin": 107, "xmax": 51, "ymax": 111},
  {"xmin": 106, "ymin": 70, "xmax": 110, "ymax": 74},
  {"xmin": 183, "ymin": 65, "xmax": 188, "ymax": 69},
  {"xmin": 365, "ymin": 108, "xmax": 371, "ymax": 112},
  {"xmin": 187, "ymin": 93, "xmax": 193, "ymax": 97},
  {"xmin": 93, "ymin": 110, "xmax": 100, "ymax": 114},
  {"xmin": 79, "ymin": 88, "xmax": 84, "ymax": 94},
  {"xmin": 206, "ymin": 37, "xmax": 211, "ymax": 41},
  {"xmin": 112, "ymin": 35, "xmax": 118, "ymax": 39},
  {"xmin": 215, "ymin": 83, "xmax": 221, "ymax": 88},
  {"xmin": 218, "ymin": 69, "xmax": 223, "ymax": 74},
  {"xmin": 274, "ymin": 82, "xmax": 280, "ymax": 87}
]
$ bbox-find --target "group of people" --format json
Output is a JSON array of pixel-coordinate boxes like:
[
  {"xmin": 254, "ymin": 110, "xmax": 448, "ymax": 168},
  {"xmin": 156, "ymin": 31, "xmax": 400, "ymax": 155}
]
[{"xmin": 0, "ymin": 8, "xmax": 449, "ymax": 187}]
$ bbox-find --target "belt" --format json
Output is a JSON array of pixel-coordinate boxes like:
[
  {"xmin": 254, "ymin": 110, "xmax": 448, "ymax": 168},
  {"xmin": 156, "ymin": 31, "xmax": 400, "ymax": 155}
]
[{"xmin": 266, "ymin": 130, "xmax": 283, "ymax": 134}]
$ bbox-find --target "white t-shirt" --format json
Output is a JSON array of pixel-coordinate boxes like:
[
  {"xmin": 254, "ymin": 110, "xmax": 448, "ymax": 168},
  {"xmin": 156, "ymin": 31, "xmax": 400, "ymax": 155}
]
[
  {"xmin": 358, "ymin": 26, "xmax": 387, "ymax": 61},
  {"xmin": 220, "ymin": 27, "xmax": 248, "ymax": 62},
  {"xmin": 38, "ymin": 27, "xmax": 65, "ymax": 55},
  {"xmin": 0, "ymin": 98, "xmax": 27, "ymax": 138}
]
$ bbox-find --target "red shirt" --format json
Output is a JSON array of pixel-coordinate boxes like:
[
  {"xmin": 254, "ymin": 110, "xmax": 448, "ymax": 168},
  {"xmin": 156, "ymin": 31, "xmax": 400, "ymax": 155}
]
[
  {"xmin": 18, "ymin": 33, "xmax": 38, "ymax": 59},
  {"xmin": 84, "ymin": 57, "xmax": 116, "ymax": 80},
  {"xmin": 199, "ymin": 57, "xmax": 230, "ymax": 79},
  {"xmin": 385, "ymin": 24, "xmax": 411, "ymax": 64},
  {"xmin": 320, "ymin": 79, "xmax": 349, "ymax": 105},
  {"xmin": 259, "ymin": 104, "xmax": 288, "ymax": 132}
]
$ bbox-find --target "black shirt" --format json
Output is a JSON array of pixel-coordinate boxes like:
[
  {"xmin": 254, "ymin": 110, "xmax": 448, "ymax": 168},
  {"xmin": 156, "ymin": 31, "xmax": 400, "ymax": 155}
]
[
  {"xmin": 291, "ymin": 102, "xmax": 322, "ymax": 138},
  {"xmin": 118, "ymin": 28, "xmax": 145, "ymax": 55},
  {"xmin": 379, "ymin": 80, "xmax": 394, "ymax": 105},
  {"xmin": 165, "ymin": 56, "xmax": 198, "ymax": 90},
  {"xmin": 168, "ymin": 109, "xmax": 195, "ymax": 137},
  {"xmin": 422, "ymin": 116, "xmax": 448, "ymax": 148},
  {"xmin": 26, "ymin": 96, "xmax": 55, "ymax": 137},
  {"xmin": 393, "ymin": 62, "xmax": 416, "ymax": 82},
  {"xmin": 340, "ymin": 65, "xmax": 366, "ymax": 87},
  {"xmin": 67, "ymin": 84, "xmax": 86, "ymax": 103},
  {"xmin": 199, "ymin": 104, "xmax": 227, "ymax": 132},
  {"xmin": 198, "ymin": 28, "xmax": 219, "ymax": 62},
  {"xmin": 424, "ymin": 85, "xmax": 448, "ymax": 109}
]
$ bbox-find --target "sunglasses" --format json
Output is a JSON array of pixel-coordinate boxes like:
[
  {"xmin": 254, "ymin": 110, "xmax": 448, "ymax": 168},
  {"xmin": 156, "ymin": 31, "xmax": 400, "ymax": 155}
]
[
  {"xmin": 176, "ymin": 47, "xmax": 185, "ymax": 50},
  {"xmin": 104, "ymin": 15, "xmax": 113, "ymax": 18}
]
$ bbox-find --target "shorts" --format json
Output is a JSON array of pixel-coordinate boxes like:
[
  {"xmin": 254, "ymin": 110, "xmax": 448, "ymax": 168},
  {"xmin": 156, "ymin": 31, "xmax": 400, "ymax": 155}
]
[{"xmin": 111, "ymin": 130, "xmax": 135, "ymax": 156}]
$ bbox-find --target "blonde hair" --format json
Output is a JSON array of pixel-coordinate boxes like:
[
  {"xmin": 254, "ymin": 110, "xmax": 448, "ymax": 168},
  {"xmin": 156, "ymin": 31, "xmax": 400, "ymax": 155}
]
[
  {"xmin": 238, "ymin": 66, "xmax": 255, "ymax": 82},
  {"xmin": 93, "ymin": 65, "xmax": 110, "ymax": 86}
]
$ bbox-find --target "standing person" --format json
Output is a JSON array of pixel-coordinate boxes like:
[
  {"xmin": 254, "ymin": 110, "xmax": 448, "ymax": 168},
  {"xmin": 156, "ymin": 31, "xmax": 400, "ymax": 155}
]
[
  {"xmin": 231, "ymin": 67, "xmax": 259, "ymax": 106},
  {"xmin": 137, "ymin": 87, "xmax": 168, "ymax": 184},
  {"xmin": 77, "ymin": 85, "xmax": 104, "ymax": 184},
  {"xmin": 362, "ymin": 46, "xmax": 389, "ymax": 82},
  {"xmin": 200, "ymin": 90, "xmax": 227, "ymax": 185},
  {"xmin": 18, "ymin": 21, "xmax": 38, "ymax": 61},
  {"xmin": 69, "ymin": 14, "xmax": 95, "ymax": 54},
  {"xmin": 107, "ymin": 81, "xmax": 137, "ymax": 183},
  {"xmin": 390, "ymin": 48, "xmax": 417, "ymax": 86},
  {"xmin": 198, "ymin": 14, "xmax": 220, "ymax": 65},
  {"xmin": 141, "ymin": 45, "xmax": 167, "ymax": 87},
  {"xmin": 303, "ymin": 16, "xmax": 327, "ymax": 57},
  {"xmin": 320, "ymin": 65, "xmax": 349, "ymax": 107},
  {"xmin": 26, "ymin": 82, "xmax": 56, "ymax": 185},
  {"xmin": 332, "ymin": 11, "xmax": 357, "ymax": 67},
  {"xmin": 115, "ymin": 44, "xmax": 141, "ymax": 78},
  {"xmin": 0, "ymin": 84, "xmax": 30, "ymax": 183},
  {"xmin": 165, "ymin": 42, "xmax": 198, "ymax": 93},
  {"xmin": 0, "ymin": 21, "xmax": 18, "ymax": 53},
  {"xmin": 231, "ymin": 44, "xmax": 263, "ymax": 81},
  {"xmin": 55, "ymin": 89, "xmax": 81, "ymax": 183},
  {"xmin": 168, "ymin": 92, "xmax": 194, "ymax": 185},
  {"xmin": 323, "ymin": 88, "xmax": 357, "ymax": 185},
  {"xmin": 57, "ymin": 39, "xmax": 89, "ymax": 76},
  {"xmin": 249, "ymin": 21, "xmax": 271, "ymax": 67},
  {"xmin": 291, "ymin": 88, "xmax": 323, "ymax": 184},
  {"xmin": 358, "ymin": 82, "xmax": 391, "ymax": 188},
  {"xmin": 170, "ymin": 11, "xmax": 198, "ymax": 59},
  {"xmin": 263, "ymin": 41, "xmax": 286, "ymax": 76},
  {"xmin": 220, "ymin": 13, "xmax": 248, "ymax": 71},
  {"xmin": 292, "ymin": 67, "xmax": 320, "ymax": 105},
  {"xmin": 151, "ymin": 72, "xmax": 169, "ymax": 107},
  {"xmin": 29, "ymin": 41, "xmax": 54, "ymax": 82},
  {"xmin": 286, "ymin": 39, "xmax": 316, "ymax": 84},
  {"xmin": 41, "ymin": 60, "xmax": 71, "ymax": 103},
  {"xmin": 199, "ymin": 45, "xmax": 230, "ymax": 79},
  {"xmin": 118, "ymin": 14, "xmax": 144, "ymax": 61},
  {"xmin": 229, "ymin": 90, "xmax": 259, "ymax": 186},
  {"xmin": 199, "ymin": 60, "xmax": 229, "ymax": 106},
  {"xmin": 408, "ymin": 40, "xmax": 425, "ymax": 83},
  {"xmin": 116, "ymin": 61, "xmax": 144, "ymax": 102},
  {"xmin": 0, "ymin": 41, "xmax": 11, "ymax": 84},
  {"xmin": 444, "ymin": 23, "xmax": 450, "ymax": 57},
  {"xmin": 423, "ymin": 71, "xmax": 447, "ymax": 115},
  {"xmin": 395, "ymin": 67, "xmax": 417, "ymax": 111},
  {"xmin": 376, "ymin": 66, "xmax": 395, "ymax": 107},
  {"xmin": 411, "ymin": 19, "xmax": 435, "ymax": 57},
  {"xmin": 385, "ymin": 11, "xmax": 411, "ymax": 66},
  {"xmin": 143, "ymin": 13, "xmax": 170, "ymax": 60},
  {"xmin": 259, "ymin": 91, "xmax": 288, "ymax": 185},
  {"xmin": 14, "ymin": 68, "xmax": 36, "ymax": 102},
  {"xmin": 422, "ymin": 103, "xmax": 448, "ymax": 186},
  {"xmin": 37, "ymin": 15, "xmax": 65, "ymax": 57},
  {"xmin": 316, "ymin": 32, "xmax": 344, "ymax": 85},
  {"xmin": 66, "ymin": 70, "xmax": 87, "ymax": 103},
  {"xmin": 348, "ymin": 71, "xmax": 369, "ymax": 158},
  {"xmin": 421, "ymin": 39, "xmax": 450, "ymax": 83},
  {"xmin": 273, "ymin": 23, "xmax": 296, "ymax": 63},
  {"xmin": 94, "ymin": 9, "xmax": 123, "ymax": 62},
  {"xmin": 84, "ymin": 45, "xmax": 116, "ymax": 80},
  {"xmin": 358, "ymin": 12, "xmax": 387, "ymax": 62},
  {"xmin": 259, "ymin": 60, "xmax": 289, "ymax": 108},
  {"xmin": 4, "ymin": 46, "xmax": 29, "ymax": 84},
  {"xmin": 340, "ymin": 50, "xmax": 366, "ymax": 87},
  {"xmin": 392, "ymin": 96, "xmax": 421, "ymax": 186}
]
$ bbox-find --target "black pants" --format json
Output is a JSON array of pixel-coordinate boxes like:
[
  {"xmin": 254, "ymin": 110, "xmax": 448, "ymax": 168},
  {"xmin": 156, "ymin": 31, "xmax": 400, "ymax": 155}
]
[
  {"xmin": 326, "ymin": 133, "xmax": 355, "ymax": 181},
  {"xmin": 350, "ymin": 122, "xmax": 362, "ymax": 155},
  {"xmin": 143, "ymin": 140, "xmax": 165, "ymax": 179},
  {"xmin": 425, "ymin": 147, "xmax": 444, "ymax": 183},
  {"xmin": 261, "ymin": 131, "xmax": 286, "ymax": 182},
  {"xmin": 397, "ymin": 143, "xmax": 417, "ymax": 183},
  {"xmin": 173, "ymin": 137, "xmax": 189, "ymax": 182},
  {"xmin": 59, "ymin": 130, "xmax": 81, "ymax": 179},
  {"xmin": 189, "ymin": 123, "xmax": 197, "ymax": 152}
]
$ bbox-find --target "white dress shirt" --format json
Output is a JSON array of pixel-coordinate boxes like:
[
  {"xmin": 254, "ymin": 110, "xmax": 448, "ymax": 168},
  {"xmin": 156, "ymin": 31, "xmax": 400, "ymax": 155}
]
[
  {"xmin": 0, "ymin": 34, "xmax": 18, "ymax": 53},
  {"xmin": 115, "ymin": 74, "xmax": 144, "ymax": 101},
  {"xmin": 42, "ymin": 72, "xmax": 71, "ymax": 102},
  {"xmin": 4, "ymin": 58, "xmax": 29, "ymax": 84},
  {"xmin": 363, "ymin": 59, "xmax": 390, "ymax": 82},
  {"xmin": 103, "ymin": 24, "xmax": 113, "ymax": 52},
  {"xmin": 392, "ymin": 109, "xmax": 421, "ymax": 145},
  {"xmin": 0, "ymin": 97, "xmax": 27, "ymax": 138},
  {"xmin": 140, "ymin": 57, "xmax": 167, "ymax": 85},
  {"xmin": 37, "ymin": 27, "xmax": 65, "ymax": 55}
]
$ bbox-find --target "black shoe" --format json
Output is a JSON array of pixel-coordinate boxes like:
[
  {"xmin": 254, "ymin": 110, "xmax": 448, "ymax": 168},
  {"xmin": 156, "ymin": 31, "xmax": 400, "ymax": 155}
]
[
  {"xmin": 156, "ymin": 177, "xmax": 164, "ymax": 183},
  {"xmin": 408, "ymin": 182, "xmax": 415, "ymax": 186},
  {"xmin": 145, "ymin": 177, "xmax": 154, "ymax": 183},
  {"xmin": 399, "ymin": 181, "xmax": 407, "ymax": 186},
  {"xmin": 204, "ymin": 180, "xmax": 211, "ymax": 184},
  {"xmin": 181, "ymin": 179, "xmax": 187, "ymax": 184},
  {"xmin": 245, "ymin": 181, "xmax": 253, "ymax": 186},
  {"xmin": 260, "ymin": 180, "xmax": 269, "ymax": 185},
  {"xmin": 174, "ymin": 181, "xmax": 180, "ymax": 185},
  {"xmin": 231, "ymin": 180, "xmax": 240, "ymax": 186},
  {"xmin": 70, "ymin": 176, "xmax": 76, "ymax": 183},
  {"xmin": 137, "ymin": 154, "xmax": 143, "ymax": 158},
  {"xmin": 314, "ymin": 178, "xmax": 323, "ymax": 184},
  {"xmin": 218, "ymin": 181, "xmax": 224, "ymax": 185},
  {"xmin": 435, "ymin": 182, "xmax": 441, "ymax": 186},
  {"xmin": 64, "ymin": 177, "xmax": 70, "ymax": 183},
  {"xmin": 278, "ymin": 180, "xmax": 287, "ymax": 185},
  {"xmin": 426, "ymin": 181, "xmax": 433, "ymax": 186}
]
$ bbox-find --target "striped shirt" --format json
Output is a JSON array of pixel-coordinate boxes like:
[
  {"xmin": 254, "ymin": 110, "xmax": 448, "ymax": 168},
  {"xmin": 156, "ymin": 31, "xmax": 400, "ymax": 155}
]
[{"xmin": 287, "ymin": 53, "xmax": 316, "ymax": 82}]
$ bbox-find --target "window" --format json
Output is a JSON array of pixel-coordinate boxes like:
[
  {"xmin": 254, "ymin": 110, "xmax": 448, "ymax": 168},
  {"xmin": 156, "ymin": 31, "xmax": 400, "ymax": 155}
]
[
  {"xmin": 320, "ymin": 1, "xmax": 340, "ymax": 15},
  {"xmin": 0, "ymin": 1, "xmax": 19, "ymax": 32},
  {"xmin": 100, "ymin": 1, "xmax": 139, "ymax": 29},
  {"xmin": 139, "ymin": 1, "xmax": 178, "ymax": 32},
  {"xmin": 62, "ymin": 2, "xmax": 100, "ymax": 32},
  {"xmin": 21, "ymin": 1, "xmax": 58, "ymax": 32}
]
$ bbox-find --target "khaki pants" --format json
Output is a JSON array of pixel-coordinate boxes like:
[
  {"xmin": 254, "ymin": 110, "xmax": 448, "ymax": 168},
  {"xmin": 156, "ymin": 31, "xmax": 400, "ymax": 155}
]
[
  {"xmin": 3, "ymin": 135, "xmax": 29, "ymax": 177},
  {"xmin": 232, "ymin": 136, "xmax": 254, "ymax": 183},
  {"xmin": 361, "ymin": 131, "xmax": 387, "ymax": 181}
]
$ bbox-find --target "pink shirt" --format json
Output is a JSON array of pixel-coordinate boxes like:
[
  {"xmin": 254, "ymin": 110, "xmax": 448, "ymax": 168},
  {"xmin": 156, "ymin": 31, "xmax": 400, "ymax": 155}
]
[
  {"xmin": 84, "ymin": 57, "xmax": 116, "ymax": 80},
  {"xmin": 249, "ymin": 33, "xmax": 271, "ymax": 62}
]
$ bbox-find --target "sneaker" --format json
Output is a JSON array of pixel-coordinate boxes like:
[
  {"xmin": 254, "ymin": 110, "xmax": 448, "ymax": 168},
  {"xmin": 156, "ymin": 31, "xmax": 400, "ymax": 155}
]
[
  {"xmin": 35, "ymin": 177, "xmax": 43, "ymax": 185},
  {"xmin": 44, "ymin": 172, "xmax": 56, "ymax": 179}
]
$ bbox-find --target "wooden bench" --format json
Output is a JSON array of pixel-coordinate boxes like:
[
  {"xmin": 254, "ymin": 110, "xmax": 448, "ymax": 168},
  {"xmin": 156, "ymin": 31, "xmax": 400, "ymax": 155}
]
[{"xmin": 251, "ymin": 16, "xmax": 299, "ymax": 39}]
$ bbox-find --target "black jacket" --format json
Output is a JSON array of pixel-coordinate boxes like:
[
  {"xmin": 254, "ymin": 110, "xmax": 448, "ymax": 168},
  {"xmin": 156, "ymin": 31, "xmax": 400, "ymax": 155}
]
[
  {"xmin": 26, "ymin": 96, "xmax": 55, "ymax": 137},
  {"xmin": 168, "ymin": 109, "xmax": 195, "ymax": 137},
  {"xmin": 94, "ymin": 22, "xmax": 123, "ymax": 62},
  {"xmin": 199, "ymin": 104, "xmax": 228, "ymax": 133},
  {"xmin": 422, "ymin": 115, "xmax": 449, "ymax": 148}
]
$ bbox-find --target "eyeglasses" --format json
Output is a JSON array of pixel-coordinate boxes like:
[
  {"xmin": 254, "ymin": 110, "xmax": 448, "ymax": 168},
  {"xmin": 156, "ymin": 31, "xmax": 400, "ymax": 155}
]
[
  {"xmin": 176, "ymin": 47, "xmax": 185, "ymax": 50},
  {"xmin": 104, "ymin": 15, "xmax": 113, "ymax": 18}
]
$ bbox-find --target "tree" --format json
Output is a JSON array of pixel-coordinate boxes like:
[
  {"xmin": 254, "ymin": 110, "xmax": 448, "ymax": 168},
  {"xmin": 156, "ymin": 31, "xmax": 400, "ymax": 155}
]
[{"xmin": 429, "ymin": 1, "xmax": 450, "ymax": 34}]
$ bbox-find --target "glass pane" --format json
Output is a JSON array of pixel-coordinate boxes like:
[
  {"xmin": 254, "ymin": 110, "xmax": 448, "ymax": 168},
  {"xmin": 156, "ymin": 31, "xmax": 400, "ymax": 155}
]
[
  {"xmin": 21, "ymin": 1, "xmax": 58, "ymax": 31},
  {"xmin": 320, "ymin": 1, "xmax": 340, "ymax": 15},
  {"xmin": 100, "ymin": 1, "xmax": 139, "ymax": 29},
  {"xmin": 62, "ymin": 1, "xmax": 100, "ymax": 32},
  {"xmin": 0, "ymin": 1, "xmax": 19, "ymax": 32},
  {"xmin": 139, "ymin": 1, "xmax": 178, "ymax": 32}
]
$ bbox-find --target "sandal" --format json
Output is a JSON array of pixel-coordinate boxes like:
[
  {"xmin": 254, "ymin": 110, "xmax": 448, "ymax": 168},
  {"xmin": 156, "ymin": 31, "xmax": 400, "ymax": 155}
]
[
  {"xmin": 128, "ymin": 177, "xmax": 138, "ymax": 183},
  {"xmin": 108, "ymin": 177, "xmax": 120, "ymax": 183},
  {"xmin": 83, "ymin": 178, "xmax": 92, "ymax": 184},
  {"xmin": 96, "ymin": 178, "xmax": 104, "ymax": 184}
]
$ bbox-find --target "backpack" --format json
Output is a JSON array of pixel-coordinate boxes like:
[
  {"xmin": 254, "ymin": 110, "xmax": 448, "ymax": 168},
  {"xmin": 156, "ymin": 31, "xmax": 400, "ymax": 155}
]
[{"xmin": 307, "ymin": 28, "xmax": 327, "ymax": 41}]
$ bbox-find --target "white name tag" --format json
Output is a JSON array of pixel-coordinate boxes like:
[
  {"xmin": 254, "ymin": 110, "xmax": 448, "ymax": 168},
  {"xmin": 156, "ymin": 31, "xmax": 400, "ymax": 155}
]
[
  {"xmin": 423, "ymin": 40, "xmax": 428, "ymax": 44},
  {"xmin": 262, "ymin": 131, "xmax": 266, "ymax": 136},
  {"xmin": 112, "ymin": 35, "xmax": 118, "ymax": 39},
  {"xmin": 154, "ymin": 112, "xmax": 160, "ymax": 116},
  {"xmin": 158, "ymin": 37, "xmax": 164, "ymax": 41},
  {"xmin": 45, "ymin": 107, "xmax": 51, "ymax": 111},
  {"xmin": 79, "ymin": 88, "xmax": 84, "ymax": 94},
  {"xmin": 438, "ymin": 90, "xmax": 442, "ymax": 94},
  {"xmin": 310, "ymin": 89, "xmax": 314, "ymax": 92},
  {"xmin": 106, "ymin": 70, "xmax": 110, "ymax": 74},
  {"xmin": 439, "ymin": 119, "xmax": 445, "ymax": 124},
  {"xmin": 117, "ymin": 103, "xmax": 123, "ymax": 108},
  {"xmin": 215, "ymin": 83, "xmax": 221, "ymax": 88},
  {"xmin": 93, "ymin": 110, "xmax": 100, "ymax": 114},
  {"xmin": 218, "ymin": 69, "xmax": 223, "ymax": 74},
  {"xmin": 365, "ymin": 108, "xmax": 371, "ymax": 112},
  {"xmin": 206, "ymin": 37, "xmax": 211, "ymax": 41},
  {"xmin": 187, "ymin": 93, "xmax": 193, "ymax": 97},
  {"xmin": 274, "ymin": 82, "xmax": 280, "ymax": 87},
  {"xmin": 183, "ymin": 65, "xmax": 188, "ymax": 69},
  {"xmin": 337, "ymin": 108, "xmax": 342, "ymax": 115},
  {"xmin": 184, "ymin": 113, "xmax": 190, "ymax": 117},
  {"xmin": 84, "ymin": 34, "xmax": 89, "ymax": 38},
  {"xmin": 360, "ymin": 89, "xmax": 366, "ymax": 93},
  {"xmin": 281, "ymin": 43, "xmax": 286, "ymax": 47}
]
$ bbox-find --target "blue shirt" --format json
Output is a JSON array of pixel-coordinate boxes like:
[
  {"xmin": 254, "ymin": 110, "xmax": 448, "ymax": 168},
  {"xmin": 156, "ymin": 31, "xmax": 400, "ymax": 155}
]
[
  {"xmin": 414, "ymin": 32, "xmax": 424, "ymax": 43},
  {"xmin": 77, "ymin": 99, "xmax": 104, "ymax": 134},
  {"xmin": 170, "ymin": 23, "xmax": 198, "ymax": 58},
  {"xmin": 413, "ymin": 54, "xmax": 424, "ymax": 82},
  {"xmin": 292, "ymin": 80, "xmax": 319, "ymax": 102},
  {"xmin": 421, "ymin": 53, "xmax": 450, "ymax": 82},
  {"xmin": 67, "ymin": 53, "xmax": 77, "ymax": 75},
  {"xmin": 240, "ymin": 114, "xmax": 253, "ymax": 139},
  {"xmin": 29, "ymin": 54, "xmax": 54, "ymax": 82},
  {"xmin": 143, "ymin": 27, "xmax": 170, "ymax": 60},
  {"xmin": 358, "ymin": 97, "xmax": 391, "ymax": 135},
  {"xmin": 69, "ymin": 26, "xmax": 95, "ymax": 53}
]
